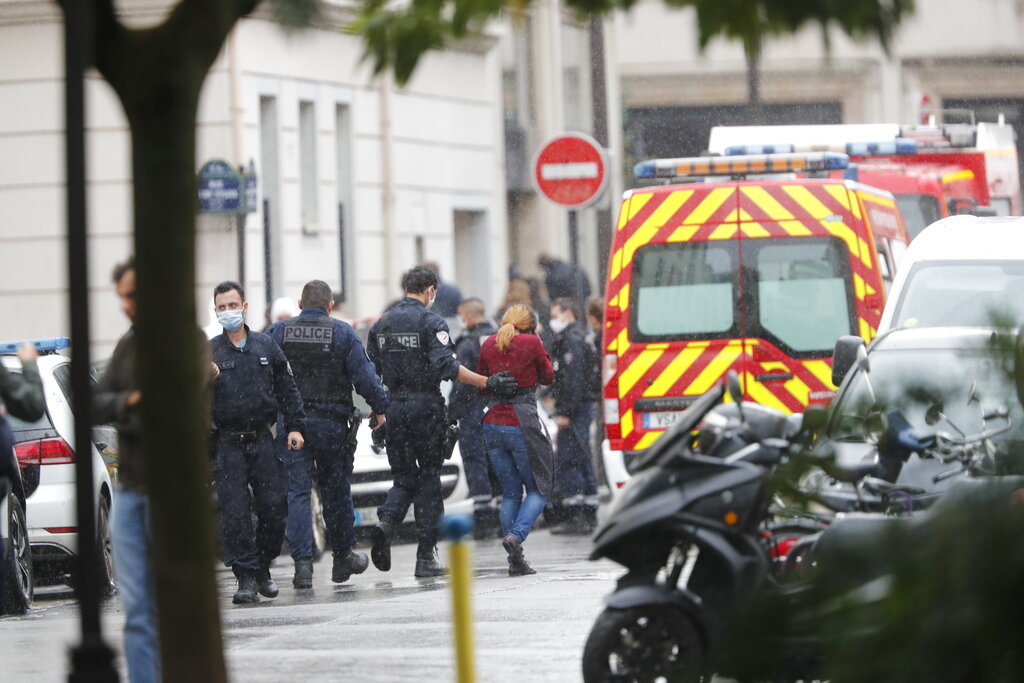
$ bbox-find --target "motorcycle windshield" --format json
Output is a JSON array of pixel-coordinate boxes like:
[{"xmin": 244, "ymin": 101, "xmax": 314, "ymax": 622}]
[{"xmin": 629, "ymin": 382, "xmax": 725, "ymax": 472}]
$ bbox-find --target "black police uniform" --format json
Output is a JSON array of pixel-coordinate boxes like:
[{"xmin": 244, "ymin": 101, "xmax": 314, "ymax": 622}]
[
  {"xmin": 367, "ymin": 297, "xmax": 462, "ymax": 561},
  {"xmin": 267, "ymin": 308, "xmax": 388, "ymax": 562},
  {"xmin": 549, "ymin": 320, "xmax": 601, "ymax": 532},
  {"xmin": 210, "ymin": 326, "xmax": 305, "ymax": 583},
  {"xmin": 449, "ymin": 319, "xmax": 498, "ymax": 520}
]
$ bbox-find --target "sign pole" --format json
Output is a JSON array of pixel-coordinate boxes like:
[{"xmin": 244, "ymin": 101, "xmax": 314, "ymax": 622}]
[{"xmin": 568, "ymin": 209, "xmax": 584, "ymax": 315}]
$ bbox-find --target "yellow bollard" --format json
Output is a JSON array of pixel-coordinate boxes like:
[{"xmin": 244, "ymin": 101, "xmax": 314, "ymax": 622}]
[{"xmin": 443, "ymin": 514, "xmax": 475, "ymax": 683}]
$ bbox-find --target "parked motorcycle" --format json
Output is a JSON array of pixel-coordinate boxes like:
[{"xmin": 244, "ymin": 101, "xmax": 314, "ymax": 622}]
[{"xmin": 581, "ymin": 372, "xmax": 1017, "ymax": 682}]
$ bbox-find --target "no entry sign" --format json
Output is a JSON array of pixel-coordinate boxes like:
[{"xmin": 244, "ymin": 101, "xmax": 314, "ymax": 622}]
[{"xmin": 533, "ymin": 132, "xmax": 609, "ymax": 208}]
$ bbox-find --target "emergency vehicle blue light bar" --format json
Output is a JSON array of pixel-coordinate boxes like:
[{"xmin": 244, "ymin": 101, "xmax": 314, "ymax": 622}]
[
  {"xmin": 0, "ymin": 337, "xmax": 71, "ymax": 354},
  {"xmin": 634, "ymin": 152, "xmax": 849, "ymax": 179},
  {"xmin": 725, "ymin": 138, "xmax": 918, "ymax": 158}
]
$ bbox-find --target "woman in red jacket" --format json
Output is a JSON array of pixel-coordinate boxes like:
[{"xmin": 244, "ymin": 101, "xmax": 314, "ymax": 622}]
[{"xmin": 477, "ymin": 304, "xmax": 555, "ymax": 576}]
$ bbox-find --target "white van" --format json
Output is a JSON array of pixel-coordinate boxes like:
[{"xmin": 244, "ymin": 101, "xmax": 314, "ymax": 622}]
[{"xmin": 879, "ymin": 215, "xmax": 1024, "ymax": 333}]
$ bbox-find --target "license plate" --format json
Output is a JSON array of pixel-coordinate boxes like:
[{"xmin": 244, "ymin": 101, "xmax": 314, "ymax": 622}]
[
  {"xmin": 353, "ymin": 507, "xmax": 380, "ymax": 526},
  {"xmin": 642, "ymin": 411, "xmax": 685, "ymax": 430}
]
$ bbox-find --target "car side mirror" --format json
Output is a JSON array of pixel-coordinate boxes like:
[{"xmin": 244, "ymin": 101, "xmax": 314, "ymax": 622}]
[{"xmin": 832, "ymin": 335, "xmax": 867, "ymax": 387}]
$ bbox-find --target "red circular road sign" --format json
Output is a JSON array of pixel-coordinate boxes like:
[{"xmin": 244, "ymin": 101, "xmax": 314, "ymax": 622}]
[{"xmin": 532, "ymin": 132, "xmax": 609, "ymax": 208}]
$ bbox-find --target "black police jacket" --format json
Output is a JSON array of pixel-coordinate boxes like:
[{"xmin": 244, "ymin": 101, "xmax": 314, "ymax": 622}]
[
  {"xmin": 550, "ymin": 321, "xmax": 600, "ymax": 417},
  {"xmin": 210, "ymin": 326, "xmax": 306, "ymax": 434},
  {"xmin": 268, "ymin": 308, "xmax": 388, "ymax": 418},
  {"xmin": 449, "ymin": 319, "xmax": 497, "ymax": 419},
  {"xmin": 367, "ymin": 297, "xmax": 461, "ymax": 396}
]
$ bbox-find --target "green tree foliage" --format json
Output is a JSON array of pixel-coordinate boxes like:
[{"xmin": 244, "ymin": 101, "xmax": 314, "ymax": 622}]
[{"xmin": 351, "ymin": 0, "xmax": 915, "ymax": 85}]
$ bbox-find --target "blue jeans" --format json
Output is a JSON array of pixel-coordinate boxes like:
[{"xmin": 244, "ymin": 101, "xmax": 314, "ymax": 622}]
[
  {"xmin": 483, "ymin": 423, "xmax": 547, "ymax": 544},
  {"xmin": 285, "ymin": 415, "xmax": 357, "ymax": 558},
  {"xmin": 111, "ymin": 488, "xmax": 161, "ymax": 683}
]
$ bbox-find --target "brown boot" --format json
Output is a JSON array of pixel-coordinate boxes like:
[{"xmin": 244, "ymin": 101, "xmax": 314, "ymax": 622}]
[
  {"xmin": 509, "ymin": 554, "xmax": 537, "ymax": 576},
  {"xmin": 501, "ymin": 534, "xmax": 523, "ymax": 561}
]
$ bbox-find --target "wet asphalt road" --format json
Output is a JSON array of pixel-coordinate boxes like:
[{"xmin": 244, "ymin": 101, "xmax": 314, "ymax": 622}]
[{"xmin": 0, "ymin": 528, "xmax": 620, "ymax": 682}]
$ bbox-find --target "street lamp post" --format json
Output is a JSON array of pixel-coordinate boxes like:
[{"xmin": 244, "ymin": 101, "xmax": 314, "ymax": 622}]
[{"xmin": 63, "ymin": 3, "xmax": 119, "ymax": 680}]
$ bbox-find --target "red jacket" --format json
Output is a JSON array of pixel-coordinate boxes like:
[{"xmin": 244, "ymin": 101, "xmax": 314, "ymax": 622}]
[{"xmin": 477, "ymin": 332, "xmax": 553, "ymax": 426}]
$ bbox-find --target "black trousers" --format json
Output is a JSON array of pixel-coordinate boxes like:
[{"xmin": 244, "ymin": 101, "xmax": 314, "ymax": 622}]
[
  {"xmin": 377, "ymin": 395, "xmax": 447, "ymax": 557},
  {"xmin": 213, "ymin": 432, "xmax": 287, "ymax": 579}
]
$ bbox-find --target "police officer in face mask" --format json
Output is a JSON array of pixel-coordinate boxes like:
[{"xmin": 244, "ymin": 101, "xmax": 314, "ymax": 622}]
[
  {"xmin": 367, "ymin": 266, "xmax": 516, "ymax": 577},
  {"xmin": 210, "ymin": 281, "xmax": 306, "ymax": 604},
  {"xmin": 267, "ymin": 280, "xmax": 388, "ymax": 589}
]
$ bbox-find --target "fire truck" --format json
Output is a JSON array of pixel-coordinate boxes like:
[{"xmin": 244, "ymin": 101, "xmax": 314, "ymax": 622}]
[
  {"xmin": 708, "ymin": 119, "xmax": 1021, "ymax": 239},
  {"xmin": 601, "ymin": 151, "xmax": 909, "ymax": 458}
]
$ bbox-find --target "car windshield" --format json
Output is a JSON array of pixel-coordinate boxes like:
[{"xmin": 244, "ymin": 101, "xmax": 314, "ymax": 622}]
[
  {"xmin": 828, "ymin": 346, "xmax": 1022, "ymax": 443},
  {"xmin": 892, "ymin": 260, "xmax": 1024, "ymax": 329}
]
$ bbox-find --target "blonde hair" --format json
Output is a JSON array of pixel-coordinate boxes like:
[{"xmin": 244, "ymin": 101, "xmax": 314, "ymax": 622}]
[{"xmin": 495, "ymin": 304, "xmax": 537, "ymax": 353}]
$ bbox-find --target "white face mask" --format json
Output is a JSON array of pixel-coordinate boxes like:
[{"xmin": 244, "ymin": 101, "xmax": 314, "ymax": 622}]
[
  {"xmin": 548, "ymin": 316, "xmax": 568, "ymax": 334},
  {"xmin": 428, "ymin": 287, "xmax": 437, "ymax": 308}
]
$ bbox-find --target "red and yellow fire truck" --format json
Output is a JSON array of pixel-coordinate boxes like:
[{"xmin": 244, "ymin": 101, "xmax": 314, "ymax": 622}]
[
  {"xmin": 602, "ymin": 151, "xmax": 909, "ymax": 455},
  {"xmin": 709, "ymin": 120, "xmax": 1021, "ymax": 239}
]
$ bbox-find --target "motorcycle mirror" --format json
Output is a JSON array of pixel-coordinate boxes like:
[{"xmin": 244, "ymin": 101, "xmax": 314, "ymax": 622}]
[
  {"xmin": 726, "ymin": 370, "xmax": 745, "ymax": 422},
  {"xmin": 832, "ymin": 335, "xmax": 867, "ymax": 386},
  {"xmin": 801, "ymin": 406, "xmax": 829, "ymax": 433},
  {"xmin": 925, "ymin": 403, "xmax": 944, "ymax": 426},
  {"xmin": 966, "ymin": 381, "xmax": 979, "ymax": 406}
]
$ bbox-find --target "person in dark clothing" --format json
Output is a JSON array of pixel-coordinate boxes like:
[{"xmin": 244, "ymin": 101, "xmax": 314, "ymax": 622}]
[
  {"xmin": 477, "ymin": 304, "xmax": 555, "ymax": 576},
  {"xmin": 267, "ymin": 279, "xmax": 389, "ymax": 589},
  {"xmin": 449, "ymin": 298, "xmax": 499, "ymax": 539},
  {"xmin": 538, "ymin": 254, "xmax": 591, "ymax": 303},
  {"xmin": 366, "ymin": 266, "xmax": 516, "ymax": 578},
  {"xmin": 0, "ymin": 341, "xmax": 44, "ymax": 616},
  {"xmin": 548, "ymin": 297, "xmax": 601, "ymax": 535},
  {"xmin": 422, "ymin": 261, "xmax": 464, "ymax": 319},
  {"xmin": 210, "ymin": 281, "xmax": 306, "ymax": 604},
  {"xmin": 91, "ymin": 258, "xmax": 165, "ymax": 682}
]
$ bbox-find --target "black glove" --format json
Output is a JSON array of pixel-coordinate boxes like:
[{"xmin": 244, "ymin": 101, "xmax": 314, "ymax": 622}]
[
  {"xmin": 485, "ymin": 370, "xmax": 519, "ymax": 398},
  {"xmin": 369, "ymin": 414, "xmax": 387, "ymax": 454}
]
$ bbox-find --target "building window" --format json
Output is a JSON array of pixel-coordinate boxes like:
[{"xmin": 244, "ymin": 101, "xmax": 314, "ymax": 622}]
[{"xmin": 299, "ymin": 100, "xmax": 318, "ymax": 231}]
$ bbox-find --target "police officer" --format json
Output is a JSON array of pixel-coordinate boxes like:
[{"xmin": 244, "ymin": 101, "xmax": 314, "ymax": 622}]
[
  {"xmin": 267, "ymin": 279, "xmax": 388, "ymax": 589},
  {"xmin": 367, "ymin": 266, "xmax": 516, "ymax": 577},
  {"xmin": 210, "ymin": 281, "xmax": 306, "ymax": 604},
  {"xmin": 449, "ymin": 298, "xmax": 500, "ymax": 539},
  {"xmin": 548, "ymin": 297, "xmax": 601, "ymax": 535}
]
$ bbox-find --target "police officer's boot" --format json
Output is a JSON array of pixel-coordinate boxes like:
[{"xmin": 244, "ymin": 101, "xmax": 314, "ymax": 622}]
[
  {"xmin": 233, "ymin": 575, "xmax": 260, "ymax": 604},
  {"xmin": 473, "ymin": 505, "xmax": 500, "ymax": 541},
  {"xmin": 256, "ymin": 567, "xmax": 279, "ymax": 598},
  {"xmin": 293, "ymin": 558, "xmax": 314, "ymax": 589},
  {"xmin": 551, "ymin": 505, "xmax": 595, "ymax": 536},
  {"xmin": 370, "ymin": 520, "xmax": 395, "ymax": 572},
  {"xmin": 414, "ymin": 546, "xmax": 447, "ymax": 578},
  {"xmin": 332, "ymin": 549, "xmax": 370, "ymax": 583}
]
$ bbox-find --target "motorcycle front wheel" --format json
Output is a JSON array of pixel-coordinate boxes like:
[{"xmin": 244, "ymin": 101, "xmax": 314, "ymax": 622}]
[{"xmin": 582, "ymin": 605, "xmax": 705, "ymax": 683}]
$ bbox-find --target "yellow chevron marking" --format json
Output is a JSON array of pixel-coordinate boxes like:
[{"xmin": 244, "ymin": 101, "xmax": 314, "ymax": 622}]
[
  {"xmin": 622, "ymin": 408, "xmax": 634, "ymax": 439},
  {"xmin": 626, "ymin": 193, "xmax": 653, "ymax": 224},
  {"xmin": 668, "ymin": 223, "xmax": 702, "ymax": 243},
  {"xmin": 644, "ymin": 344, "xmax": 709, "ymax": 397},
  {"xmin": 942, "ymin": 169, "xmax": 975, "ymax": 185},
  {"xmin": 744, "ymin": 372, "xmax": 793, "ymax": 413},
  {"xmin": 805, "ymin": 360, "xmax": 837, "ymax": 390},
  {"xmin": 823, "ymin": 222, "xmax": 873, "ymax": 268},
  {"xmin": 636, "ymin": 432, "xmax": 663, "ymax": 448},
  {"xmin": 689, "ymin": 345, "xmax": 743, "ymax": 394},
  {"xmin": 853, "ymin": 273, "xmax": 866, "ymax": 300},
  {"xmin": 616, "ymin": 328, "xmax": 631, "ymax": 358},
  {"xmin": 622, "ymin": 191, "xmax": 694, "ymax": 268},
  {"xmin": 619, "ymin": 283, "xmax": 630, "ymax": 310},
  {"xmin": 779, "ymin": 219, "xmax": 813, "ymax": 236},
  {"xmin": 783, "ymin": 375, "xmax": 811, "ymax": 407},
  {"xmin": 683, "ymin": 187, "xmax": 734, "ymax": 225},
  {"xmin": 824, "ymin": 184, "xmax": 851, "ymax": 211},
  {"xmin": 741, "ymin": 221, "xmax": 771, "ymax": 238},
  {"xmin": 783, "ymin": 185, "xmax": 833, "ymax": 220},
  {"xmin": 619, "ymin": 347, "xmax": 665, "ymax": 397},
  {"xmin": 859, "ymin": 318, "xmax": 871, "ymax": 339},
  {"xmin": 609, "ymin": 248, "xmax": 624, "ymax": 280},
  {"xmin": 866, "ymin": 281, "xmax": 876, "ymax": 296},
  {"xmin": 741, "ymin": 186, "xmax": 795, "ymax": 221},
  {"xmin": 709, "ymin": 223, "xmax": 738, "ymax": 240},
  {"xmin": 616, "ymin": 201, "xmax": 630, "ymax": 231}
]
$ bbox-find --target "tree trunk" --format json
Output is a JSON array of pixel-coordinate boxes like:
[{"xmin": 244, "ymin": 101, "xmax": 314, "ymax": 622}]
[
  {"xmin": 123, "ymin": 68, "xmax": 227, "ymax": 681},
  {"xmin": 746, "ymin": 47, "xmax": 765, "ymax": 125}
]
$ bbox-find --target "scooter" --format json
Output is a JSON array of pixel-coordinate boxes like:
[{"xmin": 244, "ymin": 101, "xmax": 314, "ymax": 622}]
[{"xmin": 582, "ymin": 374, "xmax": 1014, "ymax": 682}]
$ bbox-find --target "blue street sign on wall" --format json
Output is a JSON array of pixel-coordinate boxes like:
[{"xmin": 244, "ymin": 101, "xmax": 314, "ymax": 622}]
[{"xmin": 198, "ymin": 159, "xmax": 244, "ymax": 214}]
